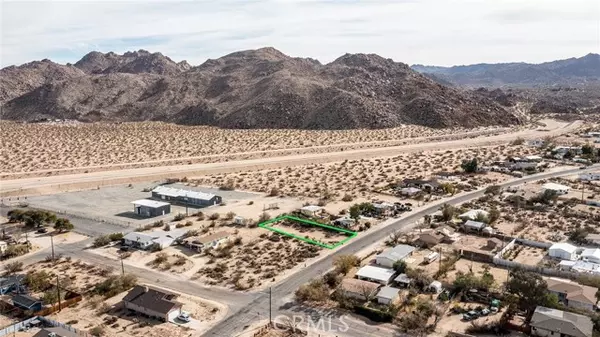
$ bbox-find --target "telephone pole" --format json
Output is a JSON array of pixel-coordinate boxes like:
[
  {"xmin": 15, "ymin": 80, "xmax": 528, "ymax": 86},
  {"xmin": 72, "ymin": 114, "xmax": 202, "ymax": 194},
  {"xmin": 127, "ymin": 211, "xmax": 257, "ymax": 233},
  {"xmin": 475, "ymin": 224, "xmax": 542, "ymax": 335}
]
[
  {"xmin": 50, "ymin": 235, "xmax": 55, "ymax": 261},
  {"xmin": 269, "ymin": 287, "xmax": 272, "ymax": 326},
  {"xmin": 56, "ymin": 276, "xmax": 62, "ymax": 312},
  {"xmin": 120, "ymin": 255, "xmax": 125, "ymax": 275}
]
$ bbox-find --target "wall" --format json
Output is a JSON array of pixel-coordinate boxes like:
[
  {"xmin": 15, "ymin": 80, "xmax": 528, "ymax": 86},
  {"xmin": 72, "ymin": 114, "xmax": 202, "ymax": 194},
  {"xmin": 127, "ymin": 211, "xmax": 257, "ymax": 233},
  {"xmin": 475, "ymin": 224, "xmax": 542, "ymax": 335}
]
[
  {"xmin": 0, "ymin": 316, "xmax": 89, "ymax": 336},
  {"xmin": 124, "ymin": 301, "xmax": 168, "ymax": 321}
]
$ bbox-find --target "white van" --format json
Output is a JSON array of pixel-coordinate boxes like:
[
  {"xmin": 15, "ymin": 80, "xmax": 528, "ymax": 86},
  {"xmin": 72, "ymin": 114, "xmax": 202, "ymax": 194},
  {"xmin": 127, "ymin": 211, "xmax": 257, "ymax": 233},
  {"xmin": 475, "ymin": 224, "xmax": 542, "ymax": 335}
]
[{"xmin": 425, "ymin": 252, "xmax": 440, "ymax": 264}]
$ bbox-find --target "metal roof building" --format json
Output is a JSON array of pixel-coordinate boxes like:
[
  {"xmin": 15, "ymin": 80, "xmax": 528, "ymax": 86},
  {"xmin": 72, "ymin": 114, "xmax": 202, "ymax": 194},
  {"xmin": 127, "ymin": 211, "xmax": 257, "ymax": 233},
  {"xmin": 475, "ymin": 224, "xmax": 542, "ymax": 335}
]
[{"xmin": 356, "ymin": 265, "xmax": 396, "ymax": 285}]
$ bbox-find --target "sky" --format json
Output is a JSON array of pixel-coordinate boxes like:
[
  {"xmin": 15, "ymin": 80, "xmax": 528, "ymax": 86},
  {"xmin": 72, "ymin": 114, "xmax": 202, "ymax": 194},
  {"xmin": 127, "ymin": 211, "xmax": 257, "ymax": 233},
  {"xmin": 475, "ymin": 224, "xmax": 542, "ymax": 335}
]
[{"xmin": 1, "ymin": 0, "xmax": 599, "ymax": 68}]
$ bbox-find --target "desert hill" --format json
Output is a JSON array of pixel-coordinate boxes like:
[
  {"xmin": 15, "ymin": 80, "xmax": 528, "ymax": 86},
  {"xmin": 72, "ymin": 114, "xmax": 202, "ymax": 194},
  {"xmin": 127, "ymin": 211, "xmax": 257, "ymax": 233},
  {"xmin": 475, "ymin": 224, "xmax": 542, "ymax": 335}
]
[
  {"xmin": 412, "ymin": 53, "xmax": 600, "ymax": 88},
  {"xmin": 1, "ymin": 47, "xmax": 521, "ymax": 129}
]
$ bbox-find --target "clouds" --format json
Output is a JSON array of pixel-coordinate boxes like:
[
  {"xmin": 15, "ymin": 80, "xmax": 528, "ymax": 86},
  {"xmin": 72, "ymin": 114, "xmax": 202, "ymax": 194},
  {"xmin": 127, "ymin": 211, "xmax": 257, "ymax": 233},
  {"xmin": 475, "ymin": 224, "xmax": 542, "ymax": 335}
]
[{"xmin": 1, "ymin": 0, "xmax": 598, "ymax": 67}]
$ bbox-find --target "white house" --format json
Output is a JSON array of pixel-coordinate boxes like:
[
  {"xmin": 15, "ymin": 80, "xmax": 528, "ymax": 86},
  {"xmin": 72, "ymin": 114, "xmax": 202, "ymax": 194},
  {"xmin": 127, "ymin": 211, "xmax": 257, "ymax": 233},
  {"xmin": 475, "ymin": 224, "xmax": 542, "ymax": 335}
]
[
  {"xmin": 300, "ymin": 205, "xmax": 323, "ymax": 217},
  {"xmin": 375, "ymin": 245, "xmax": 415, "ymax": 268},
  {"xmin": 376, "ymin": 286, "xmax": 400, "ymax": 305},
  {"xmin": 549, "ymin": 243, "xmax": 578, "ymax": 261},
  {"xmin": 356, "ymin": 266, "xmax": 396, "ymax": 285},
  {"xmin": 339, "ymin": 278, "xmax": 380, "ymax": 301},
  {"xmin": 458, "ymin": 209, "xmax": 489, "ymax": 221},
  {"xmin": 542, "ymin": 183, "xmax": 570, "ymax": 195},
  {"xmin": 581, "ymin": 248, "xmax": 600, "ymax": 264},
  {"xmin": 123, "ymin": 229, "xmax": 188, "ymax": 250},
  {"xmin": 181, "ymin": 231, "xmax": 231, "ymax": 252},
  {"xmin": 400, "ymin": 187, "xmax": 422, "ymax": 196}
]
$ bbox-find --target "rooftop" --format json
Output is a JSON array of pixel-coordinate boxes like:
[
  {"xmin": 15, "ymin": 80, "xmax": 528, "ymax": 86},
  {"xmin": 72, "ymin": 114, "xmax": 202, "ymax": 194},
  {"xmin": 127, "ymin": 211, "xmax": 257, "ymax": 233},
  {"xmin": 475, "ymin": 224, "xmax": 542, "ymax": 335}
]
[
  {"xmin": 542, "ymin": 183, "xmax": 570, "ymax": 191},
  {"xmin": 550, "ymin": 242, "xmax": 578, "ymax": 254},
  {"xmin": 185, "ymin": 231, "xmax": 230, "ymax": 245},
  {"xmin": 531, "ymin": 306, "xmax": 593, "ymax": 337},
  {"xmin": 301, "ymin": 205, "xmax": 322, "ymax": 212},
  {"xmin": 340, "ymin": 278, "xmax": 379, "ymax": 294},
  {"xmin": 377, "ymin": 244, "xmax": 415, "ymax": 262},
  {"xmin": 463, "ymin": 220, "xmax": 486, "ymax": 230},
  {"xmin": 356, "ymin": 265, "xmax": 396, "ymax": 283},
  {"xmin": 376, "ymin": 286, "xmax": 400, "ymax": 300},
  {"xmin": 123, "ymin": 285, "xmax": 181, "ymax": 314},
  {"xmin": 459, "ymin": 209, "xmax": 489, "ymax": 220},
  {"xmin": 546, "ymin": 278, "xmax": 597, "ymax": 305},
  {"xmin": 33, "ymin": 327, "xmax": 80, "ymax": 337},
  {"xmin": 152, "ymin": 185, "xmax": 217, "ymax": 201},
  {"xmin": 131, "ymin": 199, "xmax": 171, "ymax": 208}
]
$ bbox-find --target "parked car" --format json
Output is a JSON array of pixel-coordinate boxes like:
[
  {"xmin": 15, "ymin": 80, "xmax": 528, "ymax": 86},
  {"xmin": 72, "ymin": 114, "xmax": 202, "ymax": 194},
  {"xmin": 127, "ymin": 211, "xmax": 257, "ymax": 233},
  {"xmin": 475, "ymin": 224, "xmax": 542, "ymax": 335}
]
[
  {"xmin": 480, "ymin": 308, "xmax": 491, "ymax": 316},
  {"xmin": 37, "ymin": 228, "xmax": 48, "ymax": 234},
  {"xmin": 462, "ymin": 311, "xmax": 479, "ymax": 321},
  {"xmin": 177, "ymin": 312, "xmax": 190, "ymax": 322}
]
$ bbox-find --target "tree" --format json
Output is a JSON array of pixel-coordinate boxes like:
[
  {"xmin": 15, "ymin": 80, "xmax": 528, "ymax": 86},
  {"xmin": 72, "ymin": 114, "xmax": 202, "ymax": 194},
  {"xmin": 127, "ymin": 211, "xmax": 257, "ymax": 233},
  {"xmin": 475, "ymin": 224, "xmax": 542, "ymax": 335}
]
[
  {"xmin": 563, "ymin": 150, "xmax": 574, "ymax": 160},
  {"xmin": 359, "ymin": 284, "xmax": 376, "ymax": 302},
  {"xmin": 295, "ymin": 279, "xmax": 329, "ymax": 303},
  {"xmin": 488, "ymin": 207, "xmax": 500, "ymax": 224},
  {"xmin": 484, "ymin": 185, "xmax": 501, "ymax": 195},
  {"xmin": 569, "ymin": 228, "xmax": 589, "ymax": 244},
  {"xmin": 24, "ymin": 270, "xmax": 52, "ymax": 292},
  {"xmin": 440, "ymin": 203, "xmax": 457, "ymax": 221},
  {"xmin": 54, "ymin": 218, "xmax": 74, "ymax": 233},
  {"xmin": 461, "ymin": 158, "xmax": 479, "ymax": 173},
  {"xmin": 582, "ymin": 143, "xmax": 595, "ymax": 155},
  {"xmin": 393, "ymin": 260, "xmax": 407, "ymax": 273},
  {"xmin": 349, "ymin": 205, "xmax": 361, "ymax": 221},
  {"xmin": 388, "ymin": 230, "xmax": 402, "ymax": 246},
  {"xmin": 7, "ymin": 210, "xmax": 24, "ymax": 223},
  {"xmin": 333, "ymin": 255, "xmax": 360, "ymax": 274},
  {"xmin": 506, "ymin": 269, "xmax": 553, "ymax": 316},
  {"xmin": 441, "ymin": 183, "xmax": 457, "ymax": 196},
  {"xmin": 4, "ymin": 261, "xmax": 23, "ymax": 275}
]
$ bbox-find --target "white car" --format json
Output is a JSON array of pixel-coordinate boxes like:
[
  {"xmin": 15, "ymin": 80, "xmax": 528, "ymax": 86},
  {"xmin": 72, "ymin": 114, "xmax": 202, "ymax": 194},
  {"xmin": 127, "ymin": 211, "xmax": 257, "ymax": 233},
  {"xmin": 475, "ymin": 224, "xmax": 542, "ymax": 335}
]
[{"xmin": 177, "ymin": 312, "xmax": 190, "ymax": 322}]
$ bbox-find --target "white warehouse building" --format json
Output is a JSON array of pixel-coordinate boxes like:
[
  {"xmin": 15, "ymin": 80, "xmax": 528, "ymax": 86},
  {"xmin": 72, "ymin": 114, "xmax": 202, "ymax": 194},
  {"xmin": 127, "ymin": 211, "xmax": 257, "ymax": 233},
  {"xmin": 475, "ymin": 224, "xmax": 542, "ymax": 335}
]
[{"xmin": 549, "ymin": 243, "xmax": 578, "ymax": 261}]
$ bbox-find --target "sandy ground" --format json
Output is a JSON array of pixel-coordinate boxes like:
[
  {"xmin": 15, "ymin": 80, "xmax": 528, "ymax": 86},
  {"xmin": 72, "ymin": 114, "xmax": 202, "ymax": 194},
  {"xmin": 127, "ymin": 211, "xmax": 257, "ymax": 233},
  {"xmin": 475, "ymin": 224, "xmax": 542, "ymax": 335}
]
[
  {"xmin": 433, "ymin": 303, "xmax": 505, "ymax": 337},
  {"xmin": 1, "ymin": 121, "xmax": 513, "ymax": 175},
  {"xmin": 0, "ymin": 119, "xmax": 581, "ymax": 197}
]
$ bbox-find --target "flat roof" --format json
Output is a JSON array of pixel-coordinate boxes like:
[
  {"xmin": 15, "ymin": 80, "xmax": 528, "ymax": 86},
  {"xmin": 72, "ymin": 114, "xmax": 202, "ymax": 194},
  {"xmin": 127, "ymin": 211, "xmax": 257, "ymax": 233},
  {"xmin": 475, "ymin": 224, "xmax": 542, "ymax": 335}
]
[
  {"xmin": 356, "ymin": 265, "xmax": 395, "ymax": 282},
  {"xmin": 377, "ymin": 286, "xmax": 400, "ymax": 300},
  {"xmin": 152, "ymin": 185, "xmax": 217, "ymax": 201},
  {"xmin": 550, "ymin": 242, "xmax": 578, "ymax": 253},
  {"xmin": 131, "ymin": 199, "xmax": 170, "ymax": 208},
  {"xmin": 542, "ymin": 183, "xmax": 570, "ymax": 191}
]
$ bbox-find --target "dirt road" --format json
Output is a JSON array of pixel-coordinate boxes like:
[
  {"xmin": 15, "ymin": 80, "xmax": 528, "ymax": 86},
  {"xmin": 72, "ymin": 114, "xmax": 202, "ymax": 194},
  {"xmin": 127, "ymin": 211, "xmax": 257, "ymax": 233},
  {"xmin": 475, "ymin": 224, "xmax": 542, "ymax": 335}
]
[{"xmin": 0, "ymin": 120, "xmax": 580, "ymax": 197}]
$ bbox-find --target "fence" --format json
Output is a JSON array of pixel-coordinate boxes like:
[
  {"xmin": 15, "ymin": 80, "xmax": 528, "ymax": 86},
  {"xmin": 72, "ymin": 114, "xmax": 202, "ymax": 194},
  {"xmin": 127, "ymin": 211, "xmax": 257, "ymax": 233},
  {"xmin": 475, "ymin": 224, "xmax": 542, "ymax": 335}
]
[
  {"xmin": 33, "ymin": 294, "xmax": 83, "ymax": 316},
  {"xmin": 0, "ymin": 316, "xmax": 90, "ymax": 336}
]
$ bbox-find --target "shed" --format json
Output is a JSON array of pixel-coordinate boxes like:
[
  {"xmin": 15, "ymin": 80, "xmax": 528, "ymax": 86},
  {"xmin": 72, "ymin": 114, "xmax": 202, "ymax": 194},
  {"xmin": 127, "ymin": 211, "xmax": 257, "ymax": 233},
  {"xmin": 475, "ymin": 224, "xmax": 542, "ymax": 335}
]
[
  {"xmin": 233, "ymin": 216, "xmax": 245, "ymax": 225},
  {"xmin": 462, "ymin": 220, "xmax": 486, "ymax": 232},
  {"xmin": 131, "ymin": 199, "xmax": 171, "ymax": 217},
  {"xmin": 393, "ymin": 273, "xmax": 412, "ymax": 287},
  {"xmin": 549, "ymin": 243, "xmax": 578, "ymax": 261},
  {"xmin": 400, "ymin": 187, "xmax": 422, "ymax": 196},
  {"xmin": 581, "ymin": 248, "xmax": 600, "ymax": 264},
  {"xmin": 375, "ymin": 244, "xmax": 416, "ymax": 268},
  {"xmin": 376, "ymin": 286, "xmax": 400, "ymax": 305},
  {"xmin": 152, "ymin": 186, "xmax": 222, "ymax": 206},
  {"xmin": 428, "ymin": 281, "xmax": 443, "ymax": 294},
  {"xmin": 542, "ymin": 183, "xmax": 570, "ymax": 195},
  {"xmin": 339, "ymin": 278, "xmax": 380, "ymax": 301},
  {"xmin": 355, "ymin": 266, "xmax": 396, "ymax": 285}
]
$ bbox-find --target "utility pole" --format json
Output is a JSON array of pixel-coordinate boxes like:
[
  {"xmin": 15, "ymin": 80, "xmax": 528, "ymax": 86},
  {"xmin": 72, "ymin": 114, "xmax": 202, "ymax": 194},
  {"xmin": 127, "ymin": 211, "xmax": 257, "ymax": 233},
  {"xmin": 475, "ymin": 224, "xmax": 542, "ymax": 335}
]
[
  {"xmin": 56, "ymin": 276, "xmax": 62, "ymax": 312},
  {"xmin": 120, "ymin": 255, "xmax": 125, "ymax": 275},
  {"xmin": 269, "ymin": 286, "xmax": 272, "ymax": 326},
  {"xmin": 50, "ymin": 235, "xmax": 55, "ymax": 261}
]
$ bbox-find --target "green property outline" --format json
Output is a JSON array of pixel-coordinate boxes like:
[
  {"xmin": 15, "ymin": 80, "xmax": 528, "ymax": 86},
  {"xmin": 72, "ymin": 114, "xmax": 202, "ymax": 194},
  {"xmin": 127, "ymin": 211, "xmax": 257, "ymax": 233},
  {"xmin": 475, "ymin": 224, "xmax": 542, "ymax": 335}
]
[{"xmin": 258, "ymin": 215, "xmax": 357, "ymax": 249}]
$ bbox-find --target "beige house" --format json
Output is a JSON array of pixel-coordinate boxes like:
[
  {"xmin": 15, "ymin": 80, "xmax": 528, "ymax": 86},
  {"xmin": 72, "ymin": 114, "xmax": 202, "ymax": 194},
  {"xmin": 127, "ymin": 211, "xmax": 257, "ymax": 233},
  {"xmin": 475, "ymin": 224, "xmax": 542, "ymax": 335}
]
[
  {"xmin": 546, "ymin": 278, "xmax": 598, "ymax": 311},
  {"xmin": 182, "ymin": 231, "xmax": 230, "ymax": 252},
  {"xmin": 531, "ymin": 306, "xmax": 592, "ymax": 337},
  {"xmin": 339, "ymin": 278, "xmax": 380, "ymax": 301}
]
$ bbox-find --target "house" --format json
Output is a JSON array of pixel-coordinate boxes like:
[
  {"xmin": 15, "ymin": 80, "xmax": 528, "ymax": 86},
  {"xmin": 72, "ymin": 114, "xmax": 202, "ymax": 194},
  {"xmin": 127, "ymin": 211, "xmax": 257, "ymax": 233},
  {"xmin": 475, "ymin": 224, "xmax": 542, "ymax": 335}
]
[
  {"xmin": 338, "ymin": 278, "xmax": 380, "ymax": 301},
  {"xmin": 0, "ymin": 274, "xmax": 25, "ymax": 295},
  {"xmin": 400, "ymin": 187, "xmax": 422, "ymax": 197},
  {"xmin": 332, "ymin": 216, "xmax": 356, "ymax": 229},
  {"xmin": 554, "ymin": 146, "xmax": 583, "ymax": 156},
  {"xmin": 123, "ymin": 285, "xmax": 182, "ymax": 322},
  {"xmin": 530, "ymin": 306, "xmax": 592, "ymax": 337},
  {"xmin": 12, "ymin": 294, "xmax": 42, "ymax": 312},
  {"xmin": 376, "ymin": 286, "xmax": 400, "ymax": 305},
  {"xmin": 122, "ymin": 229, "xmax": 187, "ymax": 250},
  {"xmin": 181, "ymin": 231, "xmax": 230, "ymax": 252},
  {"xmin": 560, "ymin": 261, "xmax": 600, "ymax": 276},
  {"xmin": 585, "ymin": 233, "xmax": 600, "ymax": 246},
  {"xmin": 415, "ymin": 231, "xmax": 443, "ymax": 248},
  {"xmin": 355, "ymin": 266, "xmax": 396, "ymax": 285},
  {"xmin": 546, "ymin": 278, "xmax": 598, "ymax": 311},
  {"xmin": 581, "ymin": 248, "xmax": 600, "ymax": 264},
  {"xmin": 542, "ymin": 183, "xmax": 570, "ymax": 195},
  {"xmin": 33, "ymin": 327, "xmax": 79, "ymax": 337},
  {"xmin": 579, "ymin": 173, "xmax": 600, "ymax": 181},
  {"xmin": 549, "ymin": 243, "xmax": 578, "ymax": 261},
  {"xmin": 401, "ymin": 179, "xmax": 440, "ymax": 192},
  {"xmin": 152, "ymin": 186, "xmax": 222, "ymax": 207},
  {"xmin": 372, "ymin": 202, "xmax": 394, "ymax": 216},
  {"xmin": 527, "ymin": 139, "xmax": 545, "ymax": 147},
  {"xmin": 375, "ymin": 244, "xmax": 416, "ymax": 268},
  {"xmin": 131, "ymin": 199, "xmax": 171, "ymax": 217},
  {"xmin": 458, "ymin": 209, "xmax": 489, "ymax": 221},
  {"xmin": 0, "ymin": 241, "xmax": 7, "ymax": 255},
  {"xmin": 300, "ymin": 205, "xmax": 323, "ymax": 217},
  {"xmin": 393, "ymin": 273, "xmax": 412, "ymax": 288},
  {"xmin": 438, "ymin": 226, "xmax": 461, "ymax": 243},
  {"xmin": 434, "ymin": 171, "xmax": 458, "ymax": 181},
  {"xmin": 462, "ymin": 220, "xmax": 486, "ymax": 232},
  {"xmin": 486, "ymin": 238, "xmax": 504, "ymax": 250}
]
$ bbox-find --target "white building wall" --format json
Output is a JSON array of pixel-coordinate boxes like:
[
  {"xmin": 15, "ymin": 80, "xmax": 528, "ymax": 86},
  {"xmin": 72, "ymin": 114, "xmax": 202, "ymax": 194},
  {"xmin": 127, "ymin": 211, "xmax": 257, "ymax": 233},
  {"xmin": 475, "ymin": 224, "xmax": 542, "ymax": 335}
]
[
  {"xmin": 375, "ymin": 257, "xmax": 395, "ymax": 268},
  {"xmin": 549, "ymin": 249, "xmax": 576, "ymax": 261}
]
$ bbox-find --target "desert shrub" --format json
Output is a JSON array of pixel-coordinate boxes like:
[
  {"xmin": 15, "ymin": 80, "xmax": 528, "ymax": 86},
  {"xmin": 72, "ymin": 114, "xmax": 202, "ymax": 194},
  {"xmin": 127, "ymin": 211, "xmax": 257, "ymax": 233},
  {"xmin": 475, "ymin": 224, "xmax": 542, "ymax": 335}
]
[
  {"xmin": 258, "ymin": 212, "xmax": 271, "ymax": 223},
  {"xmin": 94, "ymin": 274, "xmax": 137, "ymax": 298},
  {"xmin": 341, "ymin": 194, "xmax": 353, "ymax": 202},
  {"xmin": 225, "ymin": 212, "xmax": 236, "ymax": 220},
  {"xmin": 4, "ymin": 245, "xmax": 28, "ymax": 258},
  {"xmin": 152, "ymin": 253, "xmax": 169, "ymax": 266},
  {"xmin": 295, "ymin": 279, "xmax": 329, "ymax": 303},
  {"xmin": 93, "ymin": 235, "xmax": 111, "ymax": 248},
  {"xmin": 333, "ymin": 255, "xmax": 360, "ymax": 275},
  {"xmin": 163, "ymin": 224, "xmax": 171, "ymax": 231},
  {"xmin": 108, "ymin": 233, "xmax": 124, "ymax": 241},
  {"xmin": 174, "ymin": 255, "xmax": 187, "ymax": 266},
  {"xmin": 185, "ymin": 221, "xmax": 193, "ymax": 227},
  {"xmin": 89, "ymin": 325, "xmax": 105, "ymax": 336},
  {"xmin": 219, "ymin": 179, "xmax": 236, "ymax": 191},
  {"xmin": 152, "ymin": 220, "xmax": 164, "ymax": 227},
  {"xmin": 24, "ymin": 270, "xmax": 52, "ymax": 292},
  {"xmin": 269, "ymin": 188, "xmax": 280, "ymax": 197},
  {"xmin": 209, "ymin": 213, "xmax": 220, "ymax": 220},
  {"xmin": 173, "ymin": 213, "xmax": 186, "ymax": 221},
  {"xmin": 4, "ymin": 261, "xmax": 23, "ymax": 274}
]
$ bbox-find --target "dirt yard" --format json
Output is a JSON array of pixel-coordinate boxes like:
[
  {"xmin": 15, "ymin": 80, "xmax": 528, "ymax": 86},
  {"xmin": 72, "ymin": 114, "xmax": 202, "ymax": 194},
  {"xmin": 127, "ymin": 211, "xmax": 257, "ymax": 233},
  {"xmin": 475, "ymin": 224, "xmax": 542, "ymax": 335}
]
[{"xmin": 1, "ymin": 121, "xmax": 510, "ymax": 175}]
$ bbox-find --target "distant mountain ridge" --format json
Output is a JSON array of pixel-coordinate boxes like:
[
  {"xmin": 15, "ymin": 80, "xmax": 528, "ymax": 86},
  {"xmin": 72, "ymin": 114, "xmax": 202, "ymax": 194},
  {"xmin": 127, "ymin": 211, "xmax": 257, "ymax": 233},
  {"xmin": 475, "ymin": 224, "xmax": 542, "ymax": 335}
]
[
  {"xmin": 0, "ymin": 47, "xmax": 522, "ymax": 129},
  {"xmin": 412, "ymin": 53, "xmax": 600, "ymax": 87}
]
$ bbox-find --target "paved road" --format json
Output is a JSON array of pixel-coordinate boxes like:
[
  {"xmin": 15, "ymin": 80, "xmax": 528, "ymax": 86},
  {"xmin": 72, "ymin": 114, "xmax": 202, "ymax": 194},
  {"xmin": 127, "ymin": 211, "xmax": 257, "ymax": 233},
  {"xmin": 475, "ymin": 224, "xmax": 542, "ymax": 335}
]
[
  {"xmin": 8, "ymin": 165, "xmax": 597, "ymax": 337},
  {"xmin": 203, "ymin": 164, "xmax": 600, "ymax": 337}
]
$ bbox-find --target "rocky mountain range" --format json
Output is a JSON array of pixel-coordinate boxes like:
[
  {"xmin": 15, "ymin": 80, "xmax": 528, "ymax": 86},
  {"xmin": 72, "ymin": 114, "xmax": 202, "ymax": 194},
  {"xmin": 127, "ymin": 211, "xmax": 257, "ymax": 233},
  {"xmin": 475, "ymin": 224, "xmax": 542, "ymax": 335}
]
[
  {"xmin": 1, "ymin": 48, "xmax": 523, "ymax": 129},
  {"xmin": 412, "ymin": 53, "xmax": 600, "ymax": 88}
]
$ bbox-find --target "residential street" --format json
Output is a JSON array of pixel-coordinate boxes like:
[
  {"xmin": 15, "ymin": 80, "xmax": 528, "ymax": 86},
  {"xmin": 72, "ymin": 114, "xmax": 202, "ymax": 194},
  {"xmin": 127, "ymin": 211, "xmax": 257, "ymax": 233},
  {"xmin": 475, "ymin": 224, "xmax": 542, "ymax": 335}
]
[{"xmin": 4, "ymin": 165, "xmax": 598, "ymax": 337}]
